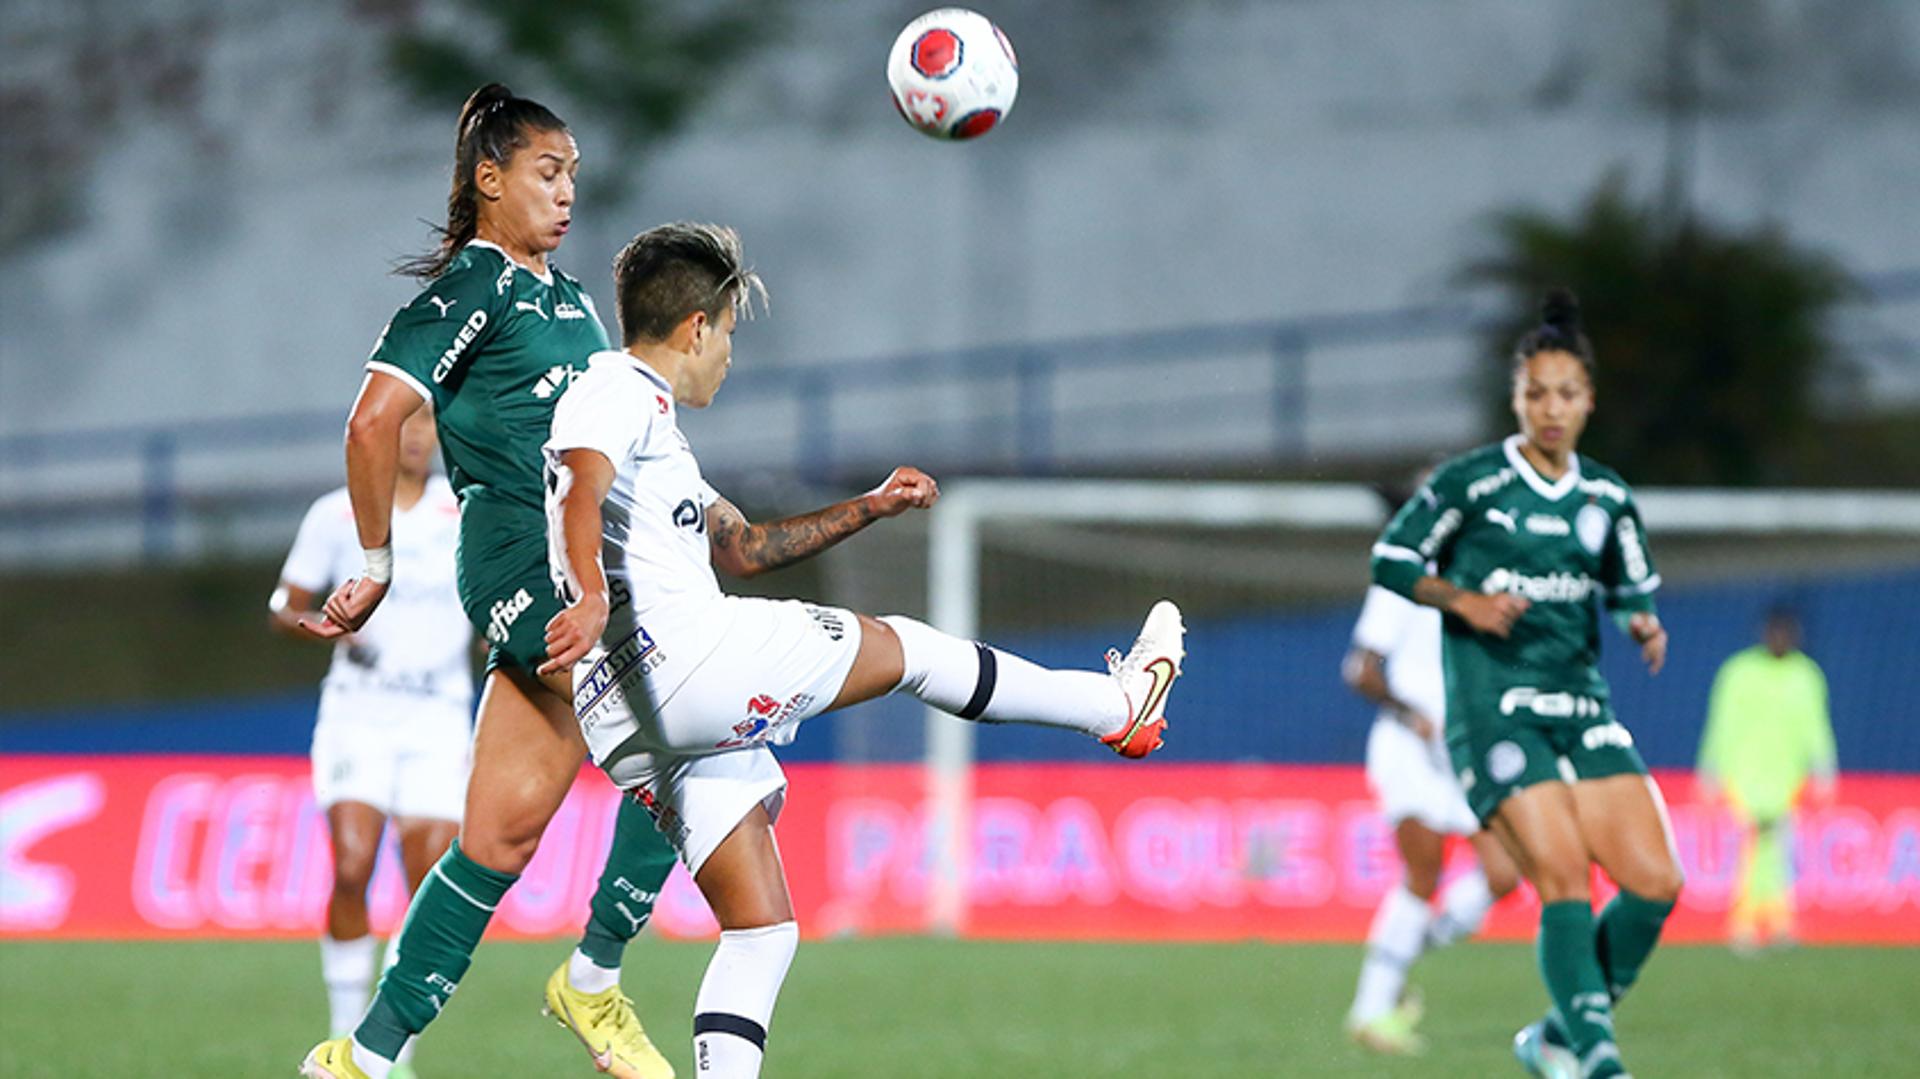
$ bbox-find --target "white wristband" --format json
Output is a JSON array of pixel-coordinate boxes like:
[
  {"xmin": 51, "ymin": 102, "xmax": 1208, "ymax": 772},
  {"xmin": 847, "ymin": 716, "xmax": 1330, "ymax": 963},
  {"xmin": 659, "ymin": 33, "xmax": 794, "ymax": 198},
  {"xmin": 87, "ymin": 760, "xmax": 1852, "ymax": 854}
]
[{"xmin": 362, "ymin": 544, "xmax": 394, "ymax": 584}]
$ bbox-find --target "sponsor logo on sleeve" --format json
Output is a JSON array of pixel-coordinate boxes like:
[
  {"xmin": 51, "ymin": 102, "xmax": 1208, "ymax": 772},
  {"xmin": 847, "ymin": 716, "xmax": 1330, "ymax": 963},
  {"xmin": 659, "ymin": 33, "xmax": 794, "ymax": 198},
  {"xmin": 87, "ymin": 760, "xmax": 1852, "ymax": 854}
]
[
  {"xmin": 1614, "ymin": 515, "xmax": 1650, "ymax": 582},
  {"xmin": 426, "ymin": 295, "xmax": 457, "ymax": 318},
  {"xmin": 1418, "ymin": 508, "xmax": 1462, "ymax": 558},
  {"xmin": 431, "ymin": 310, "xmax": 489, "ymax": 383},
  {"xmin": 1467, "ymin": 468, "xmax": 1516, "ymax": 502}
]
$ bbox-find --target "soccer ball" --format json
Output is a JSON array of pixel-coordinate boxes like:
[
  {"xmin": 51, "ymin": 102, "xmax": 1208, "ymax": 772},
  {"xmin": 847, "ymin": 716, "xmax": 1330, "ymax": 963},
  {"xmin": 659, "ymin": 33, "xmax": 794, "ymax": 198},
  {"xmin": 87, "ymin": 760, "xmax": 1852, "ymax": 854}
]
[{"xmin": 886, "ymin": 8, "xmax": 1019, "ymax": 140}]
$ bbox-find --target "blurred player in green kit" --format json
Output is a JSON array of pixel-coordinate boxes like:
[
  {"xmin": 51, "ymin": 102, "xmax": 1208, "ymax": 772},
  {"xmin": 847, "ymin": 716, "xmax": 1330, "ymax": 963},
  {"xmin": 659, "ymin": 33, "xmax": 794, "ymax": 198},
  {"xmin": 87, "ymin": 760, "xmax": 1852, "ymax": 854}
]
[
  {"xmin": 299, "ymin": 84, "xmax": 678, "ymax": 1079},
  {"xmin": 1370, "ymin": 290, "xmax": 1678, "ymax": 1079},
  {"xmin": 1698, "ymin": 605, "xmax": 1836, "ymax": 953}
]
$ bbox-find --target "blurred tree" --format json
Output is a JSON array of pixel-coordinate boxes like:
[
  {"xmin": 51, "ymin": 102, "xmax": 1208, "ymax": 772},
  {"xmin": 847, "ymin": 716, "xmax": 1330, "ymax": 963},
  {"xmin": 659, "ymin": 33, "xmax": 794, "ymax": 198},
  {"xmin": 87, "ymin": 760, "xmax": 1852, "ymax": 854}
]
[
  {"xmin": 380, "ymin": 0, "xmax": 785, "ymax": 196},
  {"xmin": 1461, "ymin": 175, "xmax": 1856, "ymax": 486}
]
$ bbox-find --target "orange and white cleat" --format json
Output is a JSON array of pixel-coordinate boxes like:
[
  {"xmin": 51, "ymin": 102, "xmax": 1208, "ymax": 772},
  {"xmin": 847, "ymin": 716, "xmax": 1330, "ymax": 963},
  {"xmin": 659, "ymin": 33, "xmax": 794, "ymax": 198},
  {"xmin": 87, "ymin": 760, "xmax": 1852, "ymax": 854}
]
[{"xmin": 1101, "ymin": 600, "xmax": 1185, "ymax": 758}]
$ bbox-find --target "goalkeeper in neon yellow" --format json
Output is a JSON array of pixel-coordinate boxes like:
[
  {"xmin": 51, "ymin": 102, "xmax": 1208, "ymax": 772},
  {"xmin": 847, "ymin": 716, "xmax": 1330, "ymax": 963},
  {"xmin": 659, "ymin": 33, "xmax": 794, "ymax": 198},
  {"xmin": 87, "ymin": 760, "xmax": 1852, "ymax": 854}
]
[{"xmin": 1698, "ymin": 606, "xmax": 1836, "ymax": 952}]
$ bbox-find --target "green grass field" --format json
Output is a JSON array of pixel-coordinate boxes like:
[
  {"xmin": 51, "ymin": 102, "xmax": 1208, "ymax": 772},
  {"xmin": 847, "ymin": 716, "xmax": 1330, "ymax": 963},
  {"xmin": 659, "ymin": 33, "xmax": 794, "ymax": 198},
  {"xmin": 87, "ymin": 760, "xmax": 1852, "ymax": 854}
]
[{"xmin": 2, "ymin": 938, "xmax": 1914, "ymax": 1077}]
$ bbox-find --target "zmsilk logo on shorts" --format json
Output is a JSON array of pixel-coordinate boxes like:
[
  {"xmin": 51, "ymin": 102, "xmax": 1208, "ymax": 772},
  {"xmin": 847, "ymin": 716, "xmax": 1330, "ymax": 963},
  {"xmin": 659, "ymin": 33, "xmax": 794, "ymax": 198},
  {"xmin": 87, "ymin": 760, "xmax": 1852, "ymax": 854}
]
[{"xmin": 485, "ymin": 587, "xmax": 534, "ymax": 644}]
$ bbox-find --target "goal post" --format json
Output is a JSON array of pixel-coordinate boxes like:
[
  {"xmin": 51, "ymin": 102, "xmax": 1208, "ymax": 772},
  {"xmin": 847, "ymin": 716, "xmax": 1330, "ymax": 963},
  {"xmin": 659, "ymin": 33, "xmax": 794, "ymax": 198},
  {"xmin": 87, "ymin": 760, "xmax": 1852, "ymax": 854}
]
[{"xmin": 919, "ymin": 479, "xmax": 1920, "ymax": 935}]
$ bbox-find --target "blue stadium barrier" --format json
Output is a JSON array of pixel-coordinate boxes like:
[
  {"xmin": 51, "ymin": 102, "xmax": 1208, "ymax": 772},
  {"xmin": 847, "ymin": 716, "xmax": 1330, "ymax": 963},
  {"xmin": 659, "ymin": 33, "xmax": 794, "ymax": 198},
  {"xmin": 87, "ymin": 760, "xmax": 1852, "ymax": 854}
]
[{"xmin": 5, "ymin": 567, "xmax": 1915, "ymax": 772}]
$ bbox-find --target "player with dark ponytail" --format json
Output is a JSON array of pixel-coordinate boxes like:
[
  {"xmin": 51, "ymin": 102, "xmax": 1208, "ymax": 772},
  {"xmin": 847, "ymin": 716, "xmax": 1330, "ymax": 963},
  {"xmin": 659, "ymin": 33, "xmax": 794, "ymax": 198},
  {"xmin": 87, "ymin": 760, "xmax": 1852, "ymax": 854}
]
[
  {"xmin": 1369, "ymin": 290, "xmax": 1680, "ymax": 1079},
  {"xmin": 299, "ymin": 84, "xmax": 679, "ymax": 1079}
]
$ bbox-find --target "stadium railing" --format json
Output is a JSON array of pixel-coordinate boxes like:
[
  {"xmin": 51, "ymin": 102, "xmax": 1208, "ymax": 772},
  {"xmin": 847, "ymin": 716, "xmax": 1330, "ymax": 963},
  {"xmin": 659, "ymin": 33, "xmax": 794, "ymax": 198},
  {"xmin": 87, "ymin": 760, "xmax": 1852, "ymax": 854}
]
[{"xmin": 2, "ymin": 272, "xmax": 1915, "ymax": 568}]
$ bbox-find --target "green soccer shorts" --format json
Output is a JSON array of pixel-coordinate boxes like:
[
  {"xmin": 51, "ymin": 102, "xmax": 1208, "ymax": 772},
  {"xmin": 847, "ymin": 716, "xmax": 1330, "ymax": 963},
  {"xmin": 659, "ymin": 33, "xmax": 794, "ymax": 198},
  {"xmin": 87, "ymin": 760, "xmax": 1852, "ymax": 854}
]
[
  {"xmin": 1446, "ymin": 688, "xmax": 1649, "ymax": 825},
  {"xmin": 457, "ymin": 498, "xmax": 564, "ymax": 675}
]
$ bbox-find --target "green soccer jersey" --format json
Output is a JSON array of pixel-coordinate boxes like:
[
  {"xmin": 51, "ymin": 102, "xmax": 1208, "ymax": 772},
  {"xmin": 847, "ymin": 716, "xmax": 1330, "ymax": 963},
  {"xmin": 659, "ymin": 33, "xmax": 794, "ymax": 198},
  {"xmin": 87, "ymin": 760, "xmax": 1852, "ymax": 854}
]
[
  {"xmin": 366, "ymin": 240, "xmax": 610, "ymax": 512},
  {"xmin": 1371, "ymin": 435, "xmax": 1661, "ymax": 716}
]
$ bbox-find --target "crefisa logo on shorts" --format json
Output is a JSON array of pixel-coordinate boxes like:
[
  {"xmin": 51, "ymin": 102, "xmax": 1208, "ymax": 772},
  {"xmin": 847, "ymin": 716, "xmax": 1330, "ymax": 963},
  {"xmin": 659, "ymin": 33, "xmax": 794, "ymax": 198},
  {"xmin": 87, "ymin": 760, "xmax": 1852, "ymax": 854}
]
[{"xmin": 485, "ymin": 588, "xmax": 534, "ymax": 644}]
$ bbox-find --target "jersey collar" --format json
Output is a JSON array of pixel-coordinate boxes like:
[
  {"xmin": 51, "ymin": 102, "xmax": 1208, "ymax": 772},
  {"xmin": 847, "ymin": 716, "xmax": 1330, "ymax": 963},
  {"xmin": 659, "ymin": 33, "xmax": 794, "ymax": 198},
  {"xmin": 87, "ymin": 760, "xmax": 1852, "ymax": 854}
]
[
  {"xmin": 465, "ymin": 238, "xmax": 555, "ymax": 287},
  {"xmin": 594, "ymin": 349, "xmax": 675, "ymax": 395},
  {"xmin": 1503, "ymin": 433, "xmax": 1583, "ymax": 501}
]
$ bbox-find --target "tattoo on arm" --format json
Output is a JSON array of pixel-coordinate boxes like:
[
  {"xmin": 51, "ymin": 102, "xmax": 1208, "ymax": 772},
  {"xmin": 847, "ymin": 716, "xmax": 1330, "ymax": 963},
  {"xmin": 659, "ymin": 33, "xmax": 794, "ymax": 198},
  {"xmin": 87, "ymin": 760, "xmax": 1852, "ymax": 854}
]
[
  {"xmin": 1411, "ymin": 575, "xmax": 1463, "ymax": 613},
  {"xmin": 708, "ymin": 496, "xmax": 878, "ymax": 576}
]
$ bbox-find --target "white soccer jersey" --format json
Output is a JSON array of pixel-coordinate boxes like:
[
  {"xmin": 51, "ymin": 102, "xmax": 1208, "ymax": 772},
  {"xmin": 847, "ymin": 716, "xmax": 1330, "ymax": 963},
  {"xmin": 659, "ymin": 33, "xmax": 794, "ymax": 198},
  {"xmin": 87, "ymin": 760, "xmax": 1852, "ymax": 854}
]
[
  {"xmin": 543, "ymin": 350, "xmax": 731, "ymax": 706},
  {"xmin": 1351, "ymin": 584, "xmax": 1446, "ymax": 733},
  {"xmin": 280, "ymin": 477, "xmax": 474, "ymax": 710}
]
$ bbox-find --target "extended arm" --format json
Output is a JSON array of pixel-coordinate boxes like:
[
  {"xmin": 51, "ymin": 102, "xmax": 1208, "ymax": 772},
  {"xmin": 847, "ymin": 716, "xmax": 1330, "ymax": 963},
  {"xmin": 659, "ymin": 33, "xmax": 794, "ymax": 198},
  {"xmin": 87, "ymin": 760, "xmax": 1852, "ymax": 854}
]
[
  {"xmin": 305, "ymin": 372, "xmax": 425, "ymax": 638},
  {"xmin": 539, "ymin": 447, "xmax": 618, "ymax": 676},
  {"xmin": 707, "ymin": 466, "xmax": 939, "ymax": 578},
  {"xmin": 1407, "ymin": 575, "xmax": 1529, "ymax": 639}
]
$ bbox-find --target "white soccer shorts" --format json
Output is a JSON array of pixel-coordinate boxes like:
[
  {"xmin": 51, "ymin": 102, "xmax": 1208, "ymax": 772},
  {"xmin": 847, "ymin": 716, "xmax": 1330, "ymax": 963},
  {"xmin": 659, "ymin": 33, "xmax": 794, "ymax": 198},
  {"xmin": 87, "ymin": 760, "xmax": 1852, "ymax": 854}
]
[
  {"xmin": 633, "ymin": 748, "xmax": 790, "ymax": 876},
  {"xmin": 574, "ymin": 596, "xmax": 861, "ymax": 872},
  {"xmin": 309, "ymin": 690, "xmax": 472, "ymax": 822},
  {"xmin": 1365, "ymin": 718, "xmax": 1479, "ymax": 835}
]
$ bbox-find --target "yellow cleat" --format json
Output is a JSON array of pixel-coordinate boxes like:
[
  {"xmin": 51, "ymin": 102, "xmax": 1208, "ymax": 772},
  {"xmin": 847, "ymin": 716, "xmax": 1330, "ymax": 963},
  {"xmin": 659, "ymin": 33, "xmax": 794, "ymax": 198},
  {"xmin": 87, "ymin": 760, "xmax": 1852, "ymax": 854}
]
[
  {"xmin": 1351, "ymin": 998, "xmax": 1428, "ymax": 1052},
  {"xmin": 542, "ymin": 963, "xmax": 676, "ymax": 1079},
  {"xmin": 299, "ymin": 1037, "xmax": 371, "ymax": 1079}
]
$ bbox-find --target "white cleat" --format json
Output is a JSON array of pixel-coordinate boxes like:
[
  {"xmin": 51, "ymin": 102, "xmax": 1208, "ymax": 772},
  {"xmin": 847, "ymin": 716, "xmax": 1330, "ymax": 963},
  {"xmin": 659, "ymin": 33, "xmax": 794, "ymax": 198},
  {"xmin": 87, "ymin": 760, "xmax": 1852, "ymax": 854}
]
[{"xmin": 1101, "ymin": 599, "xmax": 1185, "ymax": 758}]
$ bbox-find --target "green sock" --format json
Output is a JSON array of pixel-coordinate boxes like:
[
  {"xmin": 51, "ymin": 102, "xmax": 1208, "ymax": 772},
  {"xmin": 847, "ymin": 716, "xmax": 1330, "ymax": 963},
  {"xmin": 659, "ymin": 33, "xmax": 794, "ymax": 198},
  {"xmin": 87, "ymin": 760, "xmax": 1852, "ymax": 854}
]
[
  {"xmin": 355, "ymin": 840, "xmax": 518, "ymax": 1060},
  {"xmin": 576, "ymin": 796, "xmax": 681, "ymax": 969},
  {"xmin": 1595, "ymin": 888, "xmax": 1674, "ymax": 1000},
  {"xmin": 1546, "ymin": 886, "xmax": 1676, "ymax": 1047},
  {"xmin": 1537, "ymin": 900, "xmax": 1623, "ymax": 1077}
]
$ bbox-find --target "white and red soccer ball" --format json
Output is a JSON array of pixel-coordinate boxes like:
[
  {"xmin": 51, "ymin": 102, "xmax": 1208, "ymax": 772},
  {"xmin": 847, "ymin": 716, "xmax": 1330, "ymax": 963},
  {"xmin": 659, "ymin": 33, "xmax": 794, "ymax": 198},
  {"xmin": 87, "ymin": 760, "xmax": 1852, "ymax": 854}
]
[{"xmin": 887, "ymin": 8, "xmax": 1019, "ymax": 141}]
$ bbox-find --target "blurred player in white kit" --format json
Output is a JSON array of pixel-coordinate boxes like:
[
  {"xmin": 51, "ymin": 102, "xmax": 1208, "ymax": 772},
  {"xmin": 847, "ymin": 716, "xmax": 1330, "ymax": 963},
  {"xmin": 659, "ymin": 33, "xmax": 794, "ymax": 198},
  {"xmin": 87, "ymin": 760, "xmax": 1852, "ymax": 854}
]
[
  {"xmin": 1342, "ymin": 575, "xmax": 1519, "ymax": 1055},
  {"xmin": 271, "ymin": 408, "xmax": 474, "ymax": 1074}
]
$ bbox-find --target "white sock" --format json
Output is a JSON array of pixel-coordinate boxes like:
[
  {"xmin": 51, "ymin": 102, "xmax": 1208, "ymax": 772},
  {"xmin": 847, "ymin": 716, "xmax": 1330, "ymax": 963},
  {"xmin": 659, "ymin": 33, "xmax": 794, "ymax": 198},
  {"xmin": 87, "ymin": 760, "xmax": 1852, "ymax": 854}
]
[
  {"xmin": 880, "ymin": 616, "xmax": 1128, "ymax": 738},
  {"xmin": 349, "ymin": 1036, "xmax": 394, "ymax": 1079},
  {"xmin": 568, "ymin": 947, "xmax": 622, "ymax": 995},
  {"xmin": 1427, "ymin": 868, "xmax": 1495, "ymax": 948},
  {"xmin": 692, "ymin": 922, "xmax": 798, "ymax": 1078},
  {"xmin": 320, "ymin": 934, "xmax": 377, "ymax": 1038},
  {"xmin": 1349, "ymin": 886, "xmax": 1432, "ymax": 1025}
]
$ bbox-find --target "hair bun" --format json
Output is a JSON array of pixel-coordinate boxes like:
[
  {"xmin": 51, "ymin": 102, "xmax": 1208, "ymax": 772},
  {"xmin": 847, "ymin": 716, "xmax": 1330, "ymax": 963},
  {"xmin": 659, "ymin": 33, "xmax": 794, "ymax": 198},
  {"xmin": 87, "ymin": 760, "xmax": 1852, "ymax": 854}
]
[{"xmin": 1540, "ymin": 287, "xmax": 1582, "ymax": 335}]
